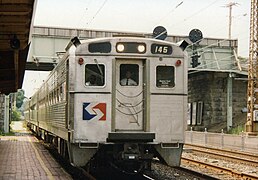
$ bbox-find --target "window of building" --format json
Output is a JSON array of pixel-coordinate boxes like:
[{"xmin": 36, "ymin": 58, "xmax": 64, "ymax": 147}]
[
  {"xmin": 156, "ymin": 66, "xmax": 175, "ymax": 88},
  {"xmin": 197, "ymin": 101, "xmax": 203, "ymax": 125},
  {"xmin": 56, "ymin": 87, "xmax": 60, "ymax": 102},
  {"xmin": 119, "ymin": 64, "xmax": 139, "ymax": 86},
  {"xmin": 191, "ymin": 102, "xmax": 197, "ymax": 125},
  {"xmin": 49, "ymin": 92, "xmax": 52, "ymax": 105},
  {"xmin": 85, "ymin": 64, "xmax": 105, "ymax": 86}
]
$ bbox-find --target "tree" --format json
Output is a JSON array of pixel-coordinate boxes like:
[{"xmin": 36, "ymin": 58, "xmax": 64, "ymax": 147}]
[
  {"xmin": 16, "ymin": 89, "xmax": 25, "ymax": 109},
  {"xmin": 11, "ymin": 109, "xmax": 21, "ymax": 121}
]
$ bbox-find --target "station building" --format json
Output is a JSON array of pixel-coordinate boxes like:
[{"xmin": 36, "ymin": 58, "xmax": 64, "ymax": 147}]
[{"xmin": 186, "ymin": 37, "xmax": 248, "ymax": 132}]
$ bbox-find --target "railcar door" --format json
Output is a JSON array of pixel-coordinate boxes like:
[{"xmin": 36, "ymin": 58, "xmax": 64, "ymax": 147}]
[{"xmin": 114, "ymin": 59, "xmax": 144, "ymax": 131}]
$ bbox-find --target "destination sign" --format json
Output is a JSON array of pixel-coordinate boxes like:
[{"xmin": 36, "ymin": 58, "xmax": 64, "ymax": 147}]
[{"xmin": 151, "ymin": 44, "xmax": 172, "ymax": 55}]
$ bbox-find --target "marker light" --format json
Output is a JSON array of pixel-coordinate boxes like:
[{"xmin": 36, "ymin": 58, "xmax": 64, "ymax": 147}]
[
  {"xmin": 137, "ymin": 44, "xmax": 145, "ymax": 53},
  {"xmin": 117, "ymin": 44, "xmax": 125, "ymax": 52},
  {"xmin": 78, "ymin": 58, "xmax": 84, "ymax": 65},
  {"xmin": 175, "ymin": 60, "xmax": 182, "ymax": 66}
]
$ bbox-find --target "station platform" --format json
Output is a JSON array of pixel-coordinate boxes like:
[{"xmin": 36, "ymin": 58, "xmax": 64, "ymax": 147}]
[{"xmin": 0, "ymin": 121, "xmax": 72, "ymax": 180}]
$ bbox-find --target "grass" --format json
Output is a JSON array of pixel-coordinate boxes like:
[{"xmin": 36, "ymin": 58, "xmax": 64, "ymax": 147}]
[
  {"xmin": 0, "ymin": 130, "xmax": 15, "ymax": 136},
  {"xmin": 228, "ymin": 125, "xmax": 245, "ymax": 135}
]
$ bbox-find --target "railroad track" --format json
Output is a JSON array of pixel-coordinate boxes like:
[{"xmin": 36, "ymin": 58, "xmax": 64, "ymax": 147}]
[
  {"xmin": 184, "ymin": 143, "xmax": 258, "ymax": 166},
  {"xmin": 148, "ymin": 160, "xmax": 218, "ymax": 180},
  {"xmin": 181, "ymin": 156, "xmax": 258, "ymax": 180},
  {"xmin": 182, "ymin": 144, "xmax": 258, "ymax": 180},
  {"xmin": 184, "ymin": 144, "xmax": 258, "ymax": 162},
  {"xmin": 40, "ymin": 140, "xmax": 95, "ymax": 180},
  {"xmin": 42, "ymin": 134, "xmax": 257, "ymax": 180},
  {"xmin": 43, "ymin": 140, "xmax": 156, "ymax": 180}
]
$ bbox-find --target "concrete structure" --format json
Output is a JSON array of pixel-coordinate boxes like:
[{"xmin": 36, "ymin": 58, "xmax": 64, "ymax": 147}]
[
  {"xmin": 185, "ymin": 130, "xmax": 258, "ymax": 153},
  {"xmin": 3, "ymin": 95, "xmax": 10, "ymax": 133},
  {"xmin": 0, "ymin": 133, "xmax": 72, "ymax": 179},
  {"xmin": 188, "ymin": 71, "xmax": 247, "ymax": 132},
  {"xmin": 0, "ymin": 95, "xmax": 5, "ymax": 132},
  {"xmin": 0, "ymin": 94, "xmax": 10, "ymax": 133}
]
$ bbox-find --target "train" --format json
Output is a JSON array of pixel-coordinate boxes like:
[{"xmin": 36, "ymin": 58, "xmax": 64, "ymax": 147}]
[{"xmin": 24, "ymin": 34, "xmax": 188, "ymax": 174}]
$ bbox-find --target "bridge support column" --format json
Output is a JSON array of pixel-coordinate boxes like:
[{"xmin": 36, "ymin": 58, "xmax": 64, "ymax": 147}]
[{"xmin": 4, "ymin": 95, "xmax": 10, "ymax": 133}]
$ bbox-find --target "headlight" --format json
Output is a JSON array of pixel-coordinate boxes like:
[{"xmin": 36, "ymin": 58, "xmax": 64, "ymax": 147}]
[
  {"xmin": 116, "ymin": 43, "xmax": 125, "ymax": 52},
  {"xmin": 137, "ymin": 44, "xmax": 145, "ymax": 53}
]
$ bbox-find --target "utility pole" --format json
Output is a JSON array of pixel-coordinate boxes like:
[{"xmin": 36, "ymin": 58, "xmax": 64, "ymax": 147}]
[
  {"xmin": 224, "ymin": 2, "xmax": 238, "ymax": 131},
  {"xmin": 246, "ymin": 0, "xmax": 258, "ymax": 135},
  {"xmin": 225, "ymin": 2, "xmax": 238, "ymax": 39}
]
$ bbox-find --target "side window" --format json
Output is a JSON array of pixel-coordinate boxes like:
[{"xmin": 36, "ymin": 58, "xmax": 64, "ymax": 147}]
[
  {"xmin": 85, "ymin": 64, "xmax": 105, "ymax": 86},
  {"xmin": 156, "ymin": 66, "xmax": 175, "ymax": 88},
  {"xmin": 120, "ymin": 64, "xmax": 139, "ymax": 86}
]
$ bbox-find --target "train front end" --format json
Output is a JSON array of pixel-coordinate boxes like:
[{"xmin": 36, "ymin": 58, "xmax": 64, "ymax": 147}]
[{"xmin": 69, "ymin": 37, "xmax": 188, "ymax": 173}]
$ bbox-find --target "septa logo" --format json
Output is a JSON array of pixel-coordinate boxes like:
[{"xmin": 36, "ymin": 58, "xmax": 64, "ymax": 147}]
[{"xmin": 83, "ymin": 102, "xmax": 106, "ymax": 121}]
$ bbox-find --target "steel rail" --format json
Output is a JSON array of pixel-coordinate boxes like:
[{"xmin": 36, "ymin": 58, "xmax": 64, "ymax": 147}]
[
  {"xmin": 184, "ymin": 145, "xmax": 258, "ymax": 166},
  {"xmin": 181, "ymin": 157, "xmax": 258, "ymax": 180},
  {"xmin": 184, "ymin": 143, "xmax": 258, "ymax": 159}
]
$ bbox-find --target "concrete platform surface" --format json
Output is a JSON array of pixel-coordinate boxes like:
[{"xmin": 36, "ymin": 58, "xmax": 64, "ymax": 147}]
[{"xmin": 0, "ymin": 121, "xmax": 72, "ymax": 180}]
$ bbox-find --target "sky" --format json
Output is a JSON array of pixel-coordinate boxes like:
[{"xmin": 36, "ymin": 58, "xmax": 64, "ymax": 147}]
[{"xmin": 23, "ymin": 0, "xmax": 251, "ymax": 97}]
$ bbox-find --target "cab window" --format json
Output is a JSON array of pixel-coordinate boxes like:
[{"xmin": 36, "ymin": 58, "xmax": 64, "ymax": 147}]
[
  {"xmin": 120, "ymin": 64, "xmax": 139, "ymax": 86},
  {"xmin": 85, "ymin": 64, "xmax": 105, "ymax": 86},
  {"xmin": 156, "ymin": 66, "xmax": 175, "ymax": 88}
]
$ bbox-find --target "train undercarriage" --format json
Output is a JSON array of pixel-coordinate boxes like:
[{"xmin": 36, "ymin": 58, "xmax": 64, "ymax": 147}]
[{"xmin": 28, "ymin": 122, "xmax": 183, "ymax": 175}]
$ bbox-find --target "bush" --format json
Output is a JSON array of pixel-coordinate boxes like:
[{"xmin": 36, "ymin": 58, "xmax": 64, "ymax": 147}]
[
  {"xmin": 11, "ymin": 109, "xmax": 21, "ymax": 121},
  {"xmin": 228, "ymin": 125, "xmax": 245, "ymax": 135}
]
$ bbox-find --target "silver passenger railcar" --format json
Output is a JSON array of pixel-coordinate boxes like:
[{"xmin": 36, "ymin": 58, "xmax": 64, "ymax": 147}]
[{"xmin": 24, "ymin": 35, "xmax": 188, "ymax": 173}]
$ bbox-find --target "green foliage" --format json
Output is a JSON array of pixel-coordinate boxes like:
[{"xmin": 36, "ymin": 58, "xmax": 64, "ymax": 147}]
[
  {"xmin": 0, "ymin": 130, "xmax": 15, "ymax": 136},
  {"xmin": 16, "ymin": 89, "xmax": 25, "ymax": 109},
  {"xmin": 11, "ymin": 109, "xmax": 21, "ymax": 121},
  {"xmin": 228, "ymin": 125, "xmax": 245, "ymax": 135}
]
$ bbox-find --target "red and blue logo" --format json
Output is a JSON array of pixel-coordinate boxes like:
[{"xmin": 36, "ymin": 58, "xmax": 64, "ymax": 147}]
[{"xmin": 83, "ymin": 102, "xmax": 106, "ymax": 121}]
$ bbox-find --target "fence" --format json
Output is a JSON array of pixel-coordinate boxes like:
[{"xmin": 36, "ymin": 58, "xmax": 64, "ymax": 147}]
[{"xmin": 185, "ymin": 129, "xmax": 258, "ymax": 153}]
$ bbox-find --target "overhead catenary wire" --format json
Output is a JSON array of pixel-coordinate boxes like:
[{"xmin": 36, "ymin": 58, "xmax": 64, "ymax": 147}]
[
  {"xmin": 185, "ymin": 11, "xmax": 248, "ymax": 49},
  {"xmin": 86, "ymin": 0, "xmax": 108, "ymax": 28},
  {"xmin": 182, "ymin": 0, "xmax": 218, "ymax": 22},
  {"xmin": 188, "ymin": 46, "xmax": 248, "ymax": 69},
  {"xmin": 186, "ymin": 31, "xmax": 249, "ymax": 70},
  {"xmin": 78, "ymin": 0, "xmax": 248, "ymax": 59},
  {"xmin": 188, "ymin": 27, "xmax": 250, "ymax": 58},
  {"xmin": 162, "ymin": 0, "xmax": 219, "ymax": 31},
  {"xmin": 152, "ymin": 0, "xmax": 219, "ymax": 40},
  {"xmin": 189, "ymin": 48, "xmax": 249, "ymax": 71},
  {"xmin": 154, "ymin": 1, "xmax": 184, "ymax": 25},
  {"xmin": 187, "ymin": 9, "xmax": 249, "ymax": 48},
  {"xmin": 154, "ymin": 0, "xmax": 248, "ymax": 58},
  {"xmin": 75, "ymin": 0, "xmax": 93, "ymax": 27}
]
